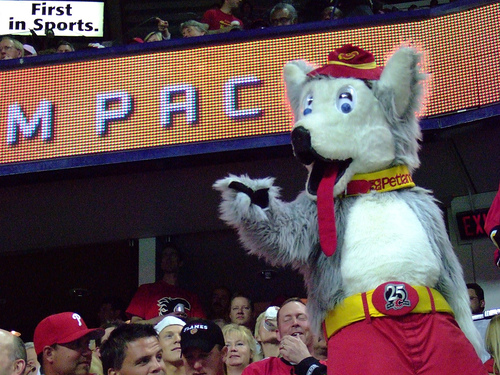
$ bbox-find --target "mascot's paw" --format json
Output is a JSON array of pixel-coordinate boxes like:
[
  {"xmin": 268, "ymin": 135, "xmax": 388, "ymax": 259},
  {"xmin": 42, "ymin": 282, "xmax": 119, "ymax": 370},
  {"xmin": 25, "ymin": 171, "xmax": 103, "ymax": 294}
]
[
  {"xmin": 227, "ymin": 181, "xmax": 270, "ymax": 208},
  {"xmin": 213, "ymin": 175, "xmax": 278, "ymax": 226}
]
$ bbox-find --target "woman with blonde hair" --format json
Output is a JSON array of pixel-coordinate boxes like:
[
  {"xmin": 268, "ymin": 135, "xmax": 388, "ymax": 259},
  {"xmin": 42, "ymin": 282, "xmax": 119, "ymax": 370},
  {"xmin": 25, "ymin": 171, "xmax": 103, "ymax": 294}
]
[
  {"xmin": 222, "ymin": 323, "xmax": 259, "ymax": 375},
  {"xmin": 485, "ymin": 315, "xmax": 500, "ymax": 374}
]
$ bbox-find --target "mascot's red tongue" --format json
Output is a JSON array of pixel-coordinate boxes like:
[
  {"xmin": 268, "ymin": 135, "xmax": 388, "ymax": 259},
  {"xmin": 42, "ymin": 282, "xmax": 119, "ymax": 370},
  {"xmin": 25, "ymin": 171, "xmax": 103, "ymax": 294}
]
[{"xmin": 317, "ymin": 164, "xmax": 338, "ymax": 257}]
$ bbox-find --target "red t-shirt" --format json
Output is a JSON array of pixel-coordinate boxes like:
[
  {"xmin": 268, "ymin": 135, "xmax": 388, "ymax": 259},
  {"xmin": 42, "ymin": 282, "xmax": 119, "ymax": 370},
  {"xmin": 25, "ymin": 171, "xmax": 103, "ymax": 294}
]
[
  {"xmin": 201, "ymin": 8, "xmax": 244, "ymax": 30},
  {"xmin": 242, "ymin": 357, "xmax": 326, "ymax": 375},
  {"xmin": 126, "ymin": 280, "xmax": 205, "ymax": 319},
  {"xmin": 242, "ymin": 357, "xmax": 294, "ymax": 375}
]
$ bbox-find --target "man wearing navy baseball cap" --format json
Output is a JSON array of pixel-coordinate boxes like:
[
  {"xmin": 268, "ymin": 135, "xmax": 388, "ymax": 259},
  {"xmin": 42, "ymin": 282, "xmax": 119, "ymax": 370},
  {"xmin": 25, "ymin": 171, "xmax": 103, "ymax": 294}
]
[
  {"xmin": 180, "ymin": 319, "xmax": 226, "ymax": 375},
  {"xmin": 33, "ymin": 312, "xmax": 104, "ymax": 375}
]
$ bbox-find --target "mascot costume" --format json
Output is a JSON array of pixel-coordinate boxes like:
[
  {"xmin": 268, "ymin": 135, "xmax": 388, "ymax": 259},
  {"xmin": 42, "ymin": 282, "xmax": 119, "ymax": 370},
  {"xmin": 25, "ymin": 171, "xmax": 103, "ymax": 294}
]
[{"xmin": 214, "ymin": 45, "xmax": 487, "ymax": 374}]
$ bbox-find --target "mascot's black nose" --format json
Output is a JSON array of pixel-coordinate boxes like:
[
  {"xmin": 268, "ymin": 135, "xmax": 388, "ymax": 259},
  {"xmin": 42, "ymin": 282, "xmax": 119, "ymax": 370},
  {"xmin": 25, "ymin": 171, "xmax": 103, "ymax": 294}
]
[{"xmin": 292, "ymin": 126, "xmax": 315, "ymax": 165}]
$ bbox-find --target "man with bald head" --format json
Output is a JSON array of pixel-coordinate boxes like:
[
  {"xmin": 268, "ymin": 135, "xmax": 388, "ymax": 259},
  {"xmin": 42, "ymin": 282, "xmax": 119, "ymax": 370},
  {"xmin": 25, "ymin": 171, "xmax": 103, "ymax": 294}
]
[
  {"xmin": 0, "ymin": 329, "xmax": 26, "ymax": 375},
  {"xmin": 242, "ymin": 298, "xmax": 326, "ymax": 375}
]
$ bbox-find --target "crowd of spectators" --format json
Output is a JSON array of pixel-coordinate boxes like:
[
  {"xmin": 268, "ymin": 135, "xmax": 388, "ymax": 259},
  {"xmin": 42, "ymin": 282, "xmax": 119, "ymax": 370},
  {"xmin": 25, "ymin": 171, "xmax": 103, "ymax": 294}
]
[
  {"xmin": 2, "ymin": 210, "xmax": 500, "ymax": 375},
  {"xmin": 1, "ymin": 0, "xmax": 449, "ymax": 60},
  {"xmin": 1, "ymin": 281, "xmax": 498, "ymax": 375},
  {"xmin": 0, "ymin": 240, "xmax": 327, "ymax": 375},
  {"xmin": 0, "ymin": 298, "xmax": 326, "ymax": 375}
]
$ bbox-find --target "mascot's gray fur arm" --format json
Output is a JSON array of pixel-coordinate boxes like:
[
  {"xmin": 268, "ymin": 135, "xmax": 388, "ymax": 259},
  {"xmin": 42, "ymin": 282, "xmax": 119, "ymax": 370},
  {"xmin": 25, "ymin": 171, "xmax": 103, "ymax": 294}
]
[
  {"xmin": 213, "ymin": 46, "xmax": 483, "ymax": 355},
  {"xmin": 214, "ymin": 175, "xmax": 320, "ymax": 267},
  {"xmin": 214, "ymin": 177, "xmax": 483, "ymax": 354}
]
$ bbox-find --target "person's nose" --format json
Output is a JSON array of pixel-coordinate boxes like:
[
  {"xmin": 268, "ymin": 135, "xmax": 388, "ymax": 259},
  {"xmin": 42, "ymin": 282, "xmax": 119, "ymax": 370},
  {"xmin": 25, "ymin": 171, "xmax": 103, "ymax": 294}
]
[
  {"xmin": 82, "ymin": 346, "xmax": 92, "ymax": 359},
  {"xmin": 174, "ymin": 333, "xmax": 181, "ymax": 344},
  {"xmin": 193, "ymin": 358, "xmax": 204, "ymax": 370},
  {"xmin": 150, "ymin": 357, "xmax": 163, "ymax": 374},
  {"xmin": 290, "ymin": 317, "xmax": 300, "ymax": 326}
]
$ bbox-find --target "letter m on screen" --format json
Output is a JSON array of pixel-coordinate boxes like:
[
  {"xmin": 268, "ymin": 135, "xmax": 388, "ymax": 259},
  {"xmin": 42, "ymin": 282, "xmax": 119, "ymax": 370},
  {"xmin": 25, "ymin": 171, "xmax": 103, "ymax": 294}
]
[{"xmin": 7, "ymin": 101, "xmax": 53, "ymax": 145}]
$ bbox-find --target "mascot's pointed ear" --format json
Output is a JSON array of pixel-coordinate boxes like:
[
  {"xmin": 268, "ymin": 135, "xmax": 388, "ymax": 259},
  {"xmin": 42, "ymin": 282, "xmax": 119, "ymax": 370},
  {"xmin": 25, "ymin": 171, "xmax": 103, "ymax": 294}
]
[
  {"xmin": 374, "ymin": 47, "xmax": 424, "ymax": 120},
  {"xmin": 373, "ymin": 46, "xmax": 425, "ymax": 172},
  {"xmin": 284, "ymin": 60, "xmax": 314, "ymax": 119}
]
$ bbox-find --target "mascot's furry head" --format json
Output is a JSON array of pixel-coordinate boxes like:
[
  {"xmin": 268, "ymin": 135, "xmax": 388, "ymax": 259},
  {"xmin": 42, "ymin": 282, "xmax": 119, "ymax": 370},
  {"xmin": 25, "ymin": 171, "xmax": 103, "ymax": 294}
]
[
  {"xmin": 287, "ymin": 44, "xmax": 424, "ymax": 196},
  {"xmin": 285, "ymin": 44, "xmax": 426, "ymax": 256}
]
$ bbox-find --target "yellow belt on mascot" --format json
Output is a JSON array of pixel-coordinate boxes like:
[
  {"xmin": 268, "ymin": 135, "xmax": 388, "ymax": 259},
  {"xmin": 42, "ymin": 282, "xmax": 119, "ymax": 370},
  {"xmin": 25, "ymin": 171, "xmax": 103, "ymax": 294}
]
[{"xmin": 323, "ymin": 283, "xmax": 454, "ymax": 339}]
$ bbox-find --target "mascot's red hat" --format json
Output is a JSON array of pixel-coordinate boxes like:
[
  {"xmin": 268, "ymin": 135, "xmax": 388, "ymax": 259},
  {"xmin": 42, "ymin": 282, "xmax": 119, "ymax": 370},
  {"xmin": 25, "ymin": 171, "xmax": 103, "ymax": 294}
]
[{"xmin": 307, "ymin": 44, "xmax": 383, "ymax": 80}]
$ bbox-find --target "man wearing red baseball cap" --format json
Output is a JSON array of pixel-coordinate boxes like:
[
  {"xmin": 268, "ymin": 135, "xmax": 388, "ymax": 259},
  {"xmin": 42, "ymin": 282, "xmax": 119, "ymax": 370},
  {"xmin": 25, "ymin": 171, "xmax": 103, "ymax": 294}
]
[{"xmin": 33, "ymin": 312, "xmax": 104, "ymax": 375}]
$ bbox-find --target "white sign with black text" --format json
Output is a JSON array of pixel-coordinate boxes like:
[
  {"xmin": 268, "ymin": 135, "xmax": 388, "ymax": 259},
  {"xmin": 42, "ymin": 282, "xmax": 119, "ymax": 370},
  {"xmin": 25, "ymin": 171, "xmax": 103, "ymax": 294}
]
[{"xmin": 0, "ymin": 0, "xmax": 104, "ymax": 37}]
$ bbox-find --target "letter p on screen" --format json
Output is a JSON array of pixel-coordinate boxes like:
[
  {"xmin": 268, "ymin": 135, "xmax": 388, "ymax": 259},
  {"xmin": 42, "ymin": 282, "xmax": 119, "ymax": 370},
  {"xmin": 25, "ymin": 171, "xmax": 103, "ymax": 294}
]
[{"xmin": 95, "ymin": 91, "xmax": 133, "ymax": 136}]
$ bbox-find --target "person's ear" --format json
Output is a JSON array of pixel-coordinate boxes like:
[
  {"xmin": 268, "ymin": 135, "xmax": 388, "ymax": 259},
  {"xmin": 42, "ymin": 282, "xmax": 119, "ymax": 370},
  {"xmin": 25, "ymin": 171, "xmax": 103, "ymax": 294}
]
[
  {"xmin": 481, "ymin": 299, "xmax": 486, "ymax": 309},
  {"xmin": 12, "ymin": 359, "xmax": 25, "ymax": 375},
  {"xmin": 108, "ymin": 368, "xmax": 119, "ymax": 375},
  {"xmin": 43, "ymin": 346, "xmax": 55, "ymax": 364},
  {"xmin": 222, "ymin": 346, "xmax": 229, "ymax": 363},
  {"xmin": 276, "ymin": 330, "xmax": 282, "ymax": 342}
]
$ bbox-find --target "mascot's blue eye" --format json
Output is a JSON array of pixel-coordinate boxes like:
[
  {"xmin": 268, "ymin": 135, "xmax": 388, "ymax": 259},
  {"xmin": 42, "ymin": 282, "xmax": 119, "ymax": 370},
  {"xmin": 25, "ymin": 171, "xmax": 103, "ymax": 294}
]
[
  {"xmin": 336, "ymin": 86, "xmax": 356, "ymax": 114},
  {"xmin": 303, "ymin": 94, "xmax": 313, "ymax": 116},
  {"xmin": 341, "ymin": 103, "xmax": 352, "ymax": 113}
]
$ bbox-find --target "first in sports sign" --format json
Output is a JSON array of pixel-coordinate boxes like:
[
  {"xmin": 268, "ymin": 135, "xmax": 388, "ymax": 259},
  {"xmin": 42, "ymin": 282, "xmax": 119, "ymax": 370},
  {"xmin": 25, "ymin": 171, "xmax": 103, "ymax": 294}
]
[{"xmin": 0, "ymin": 0, "xmax": 104, "ymax": 37}]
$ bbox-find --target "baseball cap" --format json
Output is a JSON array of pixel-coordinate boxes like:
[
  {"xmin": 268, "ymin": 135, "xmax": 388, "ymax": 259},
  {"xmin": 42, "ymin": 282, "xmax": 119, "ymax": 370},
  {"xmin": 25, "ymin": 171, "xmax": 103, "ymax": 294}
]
[
  {"xmin": 154, "ymin": 316, "xmax": 186, "ymax": 334},
  {"xmin": 263, "ymin": 306, "xmax": 279, "ymax": 331},
  {"xmin": 180, "ymin": 319, "xmax": 224, "ymax": 354},
  {"xmin": 34, "ymin": 312, "xmax": 104, "ymax": 355},
  {"xmin": 23, "ymin": 44, "xmax": 37, "ymax": 56},
  {"xmin": 307, "ymin": 44, "xmax": 383, "ymax": 80}
]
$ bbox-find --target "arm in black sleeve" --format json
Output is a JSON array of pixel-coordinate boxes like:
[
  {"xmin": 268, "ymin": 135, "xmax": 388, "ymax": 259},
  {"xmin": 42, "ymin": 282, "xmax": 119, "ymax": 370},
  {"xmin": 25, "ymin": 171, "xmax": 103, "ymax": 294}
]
[{"xmin": 294, "ymin": 357, "xmax": 327, "ymax": 375}]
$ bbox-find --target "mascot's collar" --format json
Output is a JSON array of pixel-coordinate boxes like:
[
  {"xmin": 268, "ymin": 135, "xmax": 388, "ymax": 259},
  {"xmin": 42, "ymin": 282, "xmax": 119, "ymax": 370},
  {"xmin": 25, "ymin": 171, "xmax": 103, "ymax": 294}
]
[{"xmin": 341, "ymin": 165, "xmax": 415, "ymax": 197}]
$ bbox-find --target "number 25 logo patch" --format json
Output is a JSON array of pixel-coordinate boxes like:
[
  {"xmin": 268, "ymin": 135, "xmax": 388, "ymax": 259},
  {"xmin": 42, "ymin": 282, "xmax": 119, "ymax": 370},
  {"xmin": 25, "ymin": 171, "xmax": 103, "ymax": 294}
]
[{"xmin": 372, "ymin": 282, "xmax": 419, "ymax": 316}]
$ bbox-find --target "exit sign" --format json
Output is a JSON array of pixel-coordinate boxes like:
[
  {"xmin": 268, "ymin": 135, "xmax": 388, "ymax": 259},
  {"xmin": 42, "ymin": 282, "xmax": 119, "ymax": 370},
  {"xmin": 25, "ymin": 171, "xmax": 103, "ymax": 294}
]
[{"xmin": 456, "ymin": 209, "xmax": 490, "ymax": 240}]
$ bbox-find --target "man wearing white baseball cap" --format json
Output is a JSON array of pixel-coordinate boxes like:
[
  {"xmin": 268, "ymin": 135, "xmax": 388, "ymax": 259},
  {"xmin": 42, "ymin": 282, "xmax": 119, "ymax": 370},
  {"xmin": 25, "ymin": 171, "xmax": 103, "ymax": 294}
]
[
  {"xmin": 33, "ymin": 312, "xmax": 104, "ymax": 375},
  {"xmin": 154, "ymin": 317, "xmax": 186, "ymax": 375},
  {"xmin": 254, "ymin": 306, "xmax": 280, "ymax": 358}
]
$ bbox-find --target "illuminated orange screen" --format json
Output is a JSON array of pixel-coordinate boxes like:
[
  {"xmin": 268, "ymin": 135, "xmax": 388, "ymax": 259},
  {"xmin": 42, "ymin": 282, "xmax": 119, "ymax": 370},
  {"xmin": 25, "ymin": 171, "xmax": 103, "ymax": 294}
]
[{"xmin": 0, "ymin": 3, "xmax": 498, "ymax": 168}]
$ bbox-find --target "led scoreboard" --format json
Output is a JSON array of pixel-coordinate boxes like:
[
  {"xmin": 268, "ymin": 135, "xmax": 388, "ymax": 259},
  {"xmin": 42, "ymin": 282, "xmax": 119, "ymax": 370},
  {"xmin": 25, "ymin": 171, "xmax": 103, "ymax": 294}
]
[{"xmin": 0, "ymin": 0, "xmax": 499, "ymax": 176}]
